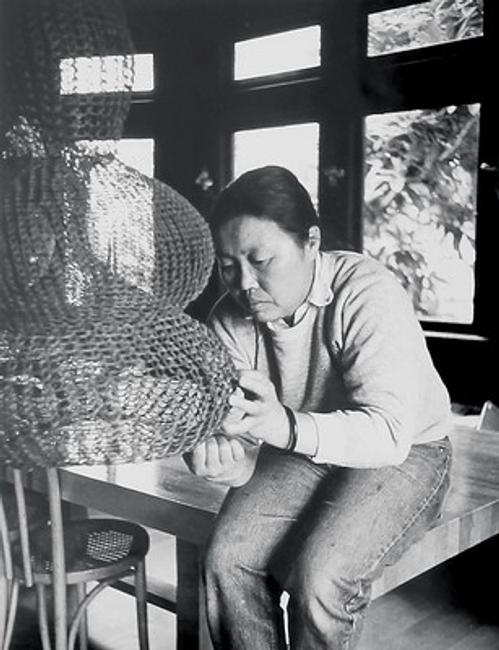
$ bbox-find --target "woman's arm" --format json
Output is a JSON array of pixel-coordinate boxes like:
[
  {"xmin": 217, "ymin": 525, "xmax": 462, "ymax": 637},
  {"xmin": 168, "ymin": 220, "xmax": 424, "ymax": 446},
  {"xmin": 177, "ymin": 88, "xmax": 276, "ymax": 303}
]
[
  {"xmin": 184, "ymin": 294, "xmax": 261, "ymax": 486},
  {"xmin": 305, "ymin": 266, "xmax": 450, "ymax": 467},
  {"xmin": 223, "ymin": 266, "xmax": 450, "ymax": 468}
]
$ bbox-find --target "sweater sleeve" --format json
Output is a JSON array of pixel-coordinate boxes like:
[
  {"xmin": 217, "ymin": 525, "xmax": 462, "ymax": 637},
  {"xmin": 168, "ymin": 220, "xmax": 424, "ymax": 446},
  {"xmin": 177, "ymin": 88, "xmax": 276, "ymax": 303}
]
[
  {"xmin": 194, "ymin": 296, "xmax": 261, "ymax": 486},
  {"xmin": 207, "ymin": 295, "xmax": 254, "ymax": 371},
  {"xmin": 310, "ymin": 262, "xmax": 450, "ymax": 468}
]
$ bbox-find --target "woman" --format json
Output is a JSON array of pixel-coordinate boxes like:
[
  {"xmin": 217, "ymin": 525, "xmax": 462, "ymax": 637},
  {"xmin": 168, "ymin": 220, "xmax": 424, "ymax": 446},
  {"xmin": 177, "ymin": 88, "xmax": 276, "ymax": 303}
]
[{"xmin": 184, "ymin": 165, "xmax": 452, "ymax": 649}]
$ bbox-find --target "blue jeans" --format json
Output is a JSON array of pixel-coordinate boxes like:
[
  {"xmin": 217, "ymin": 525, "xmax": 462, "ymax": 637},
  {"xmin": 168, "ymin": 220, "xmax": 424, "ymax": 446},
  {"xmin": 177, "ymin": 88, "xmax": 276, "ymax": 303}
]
[{"xmin": 204, "ymin": 437, "xmax": 452, "ymax": 649}]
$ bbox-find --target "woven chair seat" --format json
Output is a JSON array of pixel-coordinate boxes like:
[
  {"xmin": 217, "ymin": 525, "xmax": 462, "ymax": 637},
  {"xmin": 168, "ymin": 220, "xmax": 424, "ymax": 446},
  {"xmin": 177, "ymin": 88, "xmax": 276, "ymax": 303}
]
[
  {"xmin": 15, "ymin": 518, "xmax": 150, "ymax": 585},
  {"xmin": 1, "ymin": 469, "xmax": 151, "ymax": 650}
]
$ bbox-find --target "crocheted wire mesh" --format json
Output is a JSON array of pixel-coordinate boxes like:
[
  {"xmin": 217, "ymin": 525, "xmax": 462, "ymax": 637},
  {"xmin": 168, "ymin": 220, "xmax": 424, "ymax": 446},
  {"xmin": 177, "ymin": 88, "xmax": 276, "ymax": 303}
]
[
  {"xmin": 0, "ymin": 0, "xmax": 237, "ymax": 467},
  {"xmin": 1, "ymin": 0, "xmax": 134, "ymax": 149},
  {"xmin": 0, "ymin": 151, "xmax": 216, "ymax": 322}
]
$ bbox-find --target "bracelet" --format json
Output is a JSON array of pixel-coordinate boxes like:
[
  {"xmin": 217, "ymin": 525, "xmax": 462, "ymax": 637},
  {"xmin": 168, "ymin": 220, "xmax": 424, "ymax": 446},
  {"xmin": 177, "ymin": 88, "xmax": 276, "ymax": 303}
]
[
  {"xmin": 283, "ymin": 405, "xmax": 298, "ymax": 452},
  {"xmin": 310, "ymin": 415, "xmax": 320, "ymax": 459}
]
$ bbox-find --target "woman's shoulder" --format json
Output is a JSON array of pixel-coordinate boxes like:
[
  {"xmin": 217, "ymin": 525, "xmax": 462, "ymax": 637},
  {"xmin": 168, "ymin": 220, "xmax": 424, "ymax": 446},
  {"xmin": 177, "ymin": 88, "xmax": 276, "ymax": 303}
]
[
  {"xmin": 325, "ymin": 250, "xmax": 396, "ymax": 289},
  {"xmin": 322, "ymin": 250, "xmax": 410, "ymax": 313}
]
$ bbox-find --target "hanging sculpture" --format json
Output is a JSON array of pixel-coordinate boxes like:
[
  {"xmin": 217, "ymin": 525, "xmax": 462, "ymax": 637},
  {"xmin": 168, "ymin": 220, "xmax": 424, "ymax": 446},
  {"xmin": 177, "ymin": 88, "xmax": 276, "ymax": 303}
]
[{"xmin": 0, "ymin": 0, "xmax": 237, "ymax": 467}]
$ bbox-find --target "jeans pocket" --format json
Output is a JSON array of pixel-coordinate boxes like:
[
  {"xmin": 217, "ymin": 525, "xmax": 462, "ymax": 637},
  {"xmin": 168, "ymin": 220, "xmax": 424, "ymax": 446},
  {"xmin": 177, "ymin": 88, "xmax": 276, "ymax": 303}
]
[{"xmin": 408, "ymin": 436, "xmax": 452, "ymax": 486}]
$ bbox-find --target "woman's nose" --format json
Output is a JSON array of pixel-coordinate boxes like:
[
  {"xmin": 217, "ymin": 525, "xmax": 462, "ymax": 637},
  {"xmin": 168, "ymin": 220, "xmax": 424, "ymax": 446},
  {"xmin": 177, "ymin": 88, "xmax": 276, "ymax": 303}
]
[{"xmin": 239, "ymin": 264, "xmax": 258, "ymax": 291}]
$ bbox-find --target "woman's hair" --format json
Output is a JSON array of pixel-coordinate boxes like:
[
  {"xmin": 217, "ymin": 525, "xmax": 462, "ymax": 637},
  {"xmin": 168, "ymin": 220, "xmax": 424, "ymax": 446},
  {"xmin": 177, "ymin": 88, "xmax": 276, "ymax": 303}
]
[{"xmin": 209, "ymin": 165, "xmax": 320, "ymax": 244}]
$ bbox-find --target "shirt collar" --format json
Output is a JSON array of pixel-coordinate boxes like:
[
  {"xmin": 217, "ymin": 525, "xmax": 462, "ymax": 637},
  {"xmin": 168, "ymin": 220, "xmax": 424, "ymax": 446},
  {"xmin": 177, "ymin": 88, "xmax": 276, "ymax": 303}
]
[
  {"xmin": 266, "ymin": 252, "xmax": 333, "ymax": 330},
  {"xmin": 308, "ymin": 251, "xmax": 334, "ymax": 308}
]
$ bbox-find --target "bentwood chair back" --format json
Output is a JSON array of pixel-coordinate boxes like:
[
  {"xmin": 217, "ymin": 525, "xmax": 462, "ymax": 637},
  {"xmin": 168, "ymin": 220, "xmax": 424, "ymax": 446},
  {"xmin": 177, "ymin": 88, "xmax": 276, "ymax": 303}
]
[
  {"xmin": 0, "ymin": 468, "xmax": 150, "ymax": 650},
  {"xmin": 0, "ymin": 475, "xmax": 50, "ymax": 648}
]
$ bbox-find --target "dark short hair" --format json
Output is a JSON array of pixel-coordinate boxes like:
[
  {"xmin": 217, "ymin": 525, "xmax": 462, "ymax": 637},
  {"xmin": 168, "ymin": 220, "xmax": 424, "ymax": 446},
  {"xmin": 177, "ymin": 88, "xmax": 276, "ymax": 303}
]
[{"xmin": 209, "ymin": 165, "xmax": 320, "ymax": 244}]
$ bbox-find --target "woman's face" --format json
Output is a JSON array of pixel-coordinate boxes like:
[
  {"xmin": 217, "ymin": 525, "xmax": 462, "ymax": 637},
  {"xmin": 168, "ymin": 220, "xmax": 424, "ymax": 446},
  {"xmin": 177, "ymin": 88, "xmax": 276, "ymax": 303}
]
[{"xmin": 215, "ymin": 215, "xmax": 319, "ymax": 323}]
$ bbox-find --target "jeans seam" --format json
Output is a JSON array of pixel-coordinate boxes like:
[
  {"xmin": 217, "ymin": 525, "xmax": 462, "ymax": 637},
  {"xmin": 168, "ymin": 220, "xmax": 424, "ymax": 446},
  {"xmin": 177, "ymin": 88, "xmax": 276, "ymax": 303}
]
[
  {"xmin": 366, "ymin": 445, "xmax": 452, "ymax": 580},
  {"xmin": 340, "ymin": 446, "xmax": 452, "ymax": 650},
  {"xmin": 340, "ymin": 579, "xmax": 368, "ymax": 650}
]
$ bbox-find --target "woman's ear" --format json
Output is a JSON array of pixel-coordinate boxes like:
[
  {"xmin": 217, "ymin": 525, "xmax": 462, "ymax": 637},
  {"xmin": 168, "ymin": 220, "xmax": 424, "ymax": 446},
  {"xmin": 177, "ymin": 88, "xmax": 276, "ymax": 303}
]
[{"xmin": 307, "ymin": 225, "xmax": 321, "ymax": 253}]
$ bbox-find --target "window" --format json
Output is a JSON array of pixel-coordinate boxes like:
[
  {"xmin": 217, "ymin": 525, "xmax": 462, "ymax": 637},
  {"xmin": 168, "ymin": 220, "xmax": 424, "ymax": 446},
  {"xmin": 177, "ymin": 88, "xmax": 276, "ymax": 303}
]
[
  {"xmin": 121, "ymin": 1, "xmax": 496, "ymax": 404},
  {"xmin": 131, "ymin": 53, "xmax": 154, "ymax": 93},
  {"xmin": 233, "ymin": 123, "xmax": 320, "ymax": 206},
  {"xmin": 363, "ymin": 105, "xmax": 479, "ymax": 324},
  {"xmin": 225, "ymin": 2, "xmax": 491, "ymax": 343},
  {"xmin": 359, "ymin": 0, "xmax": 492, "ymax": 340},
  {"xmin": 368, "ymin": 0, "xmax": 484, "ymax": 57},
  {"xmin": 77, "ymin": 139, "xmax": 155, "ymax": 176},
  {"xmin": 234, "ymin": 25, "xmax": 321, "ymax": 80},
  {"xmin": 116, "ymin": 138, "xmax": 155, "ymax": 176},
  {"xmin": 229, "ymin": 20, "xmax": 323, "ymax": 231},
  {"xmin": 227, "ymin": 8, "xmax": 356, "ymax": 253},
  {"xmin": 65, "ymin": 49, "xmax": 156, "ymax": 174},
  {"xmin": 60, "ymin": 52, "xmax": 154, "ymax": 94}
]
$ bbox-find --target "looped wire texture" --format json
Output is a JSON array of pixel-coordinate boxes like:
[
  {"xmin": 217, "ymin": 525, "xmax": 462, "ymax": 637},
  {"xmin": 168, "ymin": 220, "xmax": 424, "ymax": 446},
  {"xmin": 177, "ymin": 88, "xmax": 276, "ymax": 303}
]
[{"xmin": 0, "ymin": 0, "xmax": 238, "ymax": 468}]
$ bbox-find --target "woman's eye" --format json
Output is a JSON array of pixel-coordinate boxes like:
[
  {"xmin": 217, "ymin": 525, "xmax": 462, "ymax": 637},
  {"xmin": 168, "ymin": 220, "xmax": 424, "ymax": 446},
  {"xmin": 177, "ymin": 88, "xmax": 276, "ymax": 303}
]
[{"xmin": 252, "ymin": 257, "xmax": 270, "ymax": 267}]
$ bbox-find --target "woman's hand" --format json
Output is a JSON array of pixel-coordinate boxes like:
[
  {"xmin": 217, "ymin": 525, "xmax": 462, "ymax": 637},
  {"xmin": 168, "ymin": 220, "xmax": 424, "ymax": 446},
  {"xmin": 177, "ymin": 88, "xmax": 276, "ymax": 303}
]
[
  {"xmin": 223, "ymin": 369, "xmax": 290, "ymax": 449},
  {"xmin": 183, "ymin": 434, "xmax": 258, "ymax": 487}
]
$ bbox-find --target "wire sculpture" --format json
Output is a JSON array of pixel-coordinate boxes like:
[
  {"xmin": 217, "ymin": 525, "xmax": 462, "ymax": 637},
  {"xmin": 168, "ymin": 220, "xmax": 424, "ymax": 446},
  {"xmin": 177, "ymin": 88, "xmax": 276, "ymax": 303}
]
[{"xmin": 0, "ymin": 0, "xmax": 237, "ymax": 467}]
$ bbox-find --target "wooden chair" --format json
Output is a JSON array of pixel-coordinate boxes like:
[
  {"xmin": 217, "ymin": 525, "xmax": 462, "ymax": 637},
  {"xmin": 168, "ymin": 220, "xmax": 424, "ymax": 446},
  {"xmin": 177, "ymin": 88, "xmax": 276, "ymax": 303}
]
[
  {"xmin": 0, "ymin": 476, "xmax": 50, "ymax": 647},
  {"xmin": 0, "ymin": 468, "xmax": 150, "ymax": 650}
]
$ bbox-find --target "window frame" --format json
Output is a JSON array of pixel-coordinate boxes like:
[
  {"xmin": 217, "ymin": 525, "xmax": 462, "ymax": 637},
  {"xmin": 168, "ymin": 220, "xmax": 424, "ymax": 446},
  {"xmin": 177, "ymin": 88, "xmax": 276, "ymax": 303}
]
[
  {"xmin": 360, "ymin": 0, "xmax": 494, "ymax": 338},
  {"xmin": 122, "ymin": 0, "xmax": 498, "ymax": 405}
]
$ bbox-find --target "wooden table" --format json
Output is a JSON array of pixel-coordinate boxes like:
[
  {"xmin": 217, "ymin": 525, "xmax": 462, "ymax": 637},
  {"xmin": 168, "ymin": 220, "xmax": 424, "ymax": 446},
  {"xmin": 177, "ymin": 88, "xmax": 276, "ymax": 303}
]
[
  {"xmin": 47, "ymin": 421, "xmax": 499, "ymax": 650},
  {"xmin": 56, "ymin": 453, "xmax": 227, "ymax": 650}
]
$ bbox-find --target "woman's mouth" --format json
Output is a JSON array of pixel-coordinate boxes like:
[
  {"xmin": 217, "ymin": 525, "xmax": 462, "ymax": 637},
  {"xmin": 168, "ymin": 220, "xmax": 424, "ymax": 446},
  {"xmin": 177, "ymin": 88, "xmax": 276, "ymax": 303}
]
[
  {"xmin": 235, "ymin": 290, "xmax": 273, "ymax": 315},
  {"xmin": 248, "ymin": 299, "xmax": 272, "ymax": 312}
]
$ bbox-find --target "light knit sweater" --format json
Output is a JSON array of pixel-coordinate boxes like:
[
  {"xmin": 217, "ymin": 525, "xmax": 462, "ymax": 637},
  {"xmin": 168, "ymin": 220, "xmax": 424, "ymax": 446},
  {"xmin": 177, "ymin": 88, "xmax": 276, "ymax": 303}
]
[{"xmin": 209, "ymin": 251, "xmax": 451, "ymax": 468}]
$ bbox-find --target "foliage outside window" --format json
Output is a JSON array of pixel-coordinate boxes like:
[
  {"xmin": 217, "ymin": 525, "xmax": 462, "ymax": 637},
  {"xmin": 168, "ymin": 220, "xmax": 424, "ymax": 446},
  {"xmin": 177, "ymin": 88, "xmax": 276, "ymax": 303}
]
[
  {"xmin": 368, "ymin": 0, "xmax": 483, "ymax": 57},
  {"xmin": 363, "ymin": 104, "xmax": 479, "ymax": 324}
]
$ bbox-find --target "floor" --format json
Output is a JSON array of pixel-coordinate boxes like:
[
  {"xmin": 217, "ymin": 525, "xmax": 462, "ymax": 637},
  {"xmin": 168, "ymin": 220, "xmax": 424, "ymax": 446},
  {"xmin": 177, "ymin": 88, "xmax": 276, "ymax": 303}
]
[{"xmin": 9, "ymin": 533, "xmax": 499, "ymax": 649}]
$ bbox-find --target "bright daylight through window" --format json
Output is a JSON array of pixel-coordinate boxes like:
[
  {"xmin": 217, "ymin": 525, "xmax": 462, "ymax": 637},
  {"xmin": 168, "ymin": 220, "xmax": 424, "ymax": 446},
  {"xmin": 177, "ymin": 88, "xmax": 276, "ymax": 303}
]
[
  {"xmin": 234, "ymin": 25, "xmax": 321, "ymax": 80},
  {"xmin": 233, "ymin": 123, "xmax": 320, "ymax": 208},
  {"xmin": 363, "ymin": 105, "xmax": 479, "ymax": 324}
]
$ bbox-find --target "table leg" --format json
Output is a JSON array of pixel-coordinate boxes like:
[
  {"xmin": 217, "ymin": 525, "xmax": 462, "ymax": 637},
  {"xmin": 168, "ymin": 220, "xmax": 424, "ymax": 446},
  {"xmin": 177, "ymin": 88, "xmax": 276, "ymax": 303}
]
[{"xmin": 176, "ymin": 540, "xmax": 213, "ymax": 650}]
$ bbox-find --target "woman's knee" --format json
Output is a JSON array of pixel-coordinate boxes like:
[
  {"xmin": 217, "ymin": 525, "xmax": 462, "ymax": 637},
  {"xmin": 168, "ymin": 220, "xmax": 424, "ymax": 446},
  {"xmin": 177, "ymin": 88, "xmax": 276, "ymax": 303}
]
[
  {"xmin": 287, "ymin": 557, "xmax": 370, "ymax": 649},
  {"xmin": 288, "ymin": 551, "xmax": 370, "ymax": 625}
]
